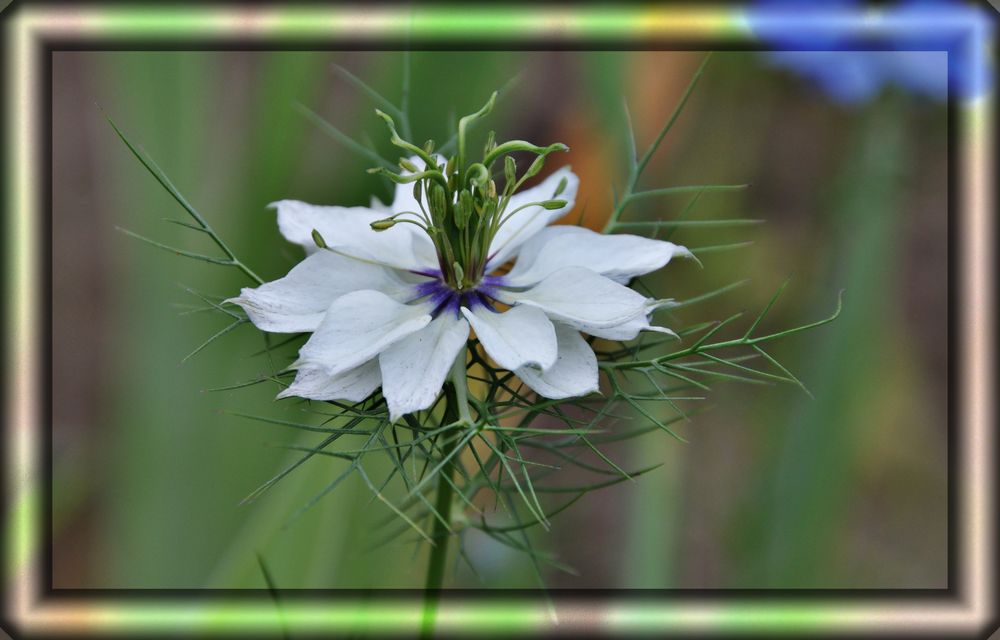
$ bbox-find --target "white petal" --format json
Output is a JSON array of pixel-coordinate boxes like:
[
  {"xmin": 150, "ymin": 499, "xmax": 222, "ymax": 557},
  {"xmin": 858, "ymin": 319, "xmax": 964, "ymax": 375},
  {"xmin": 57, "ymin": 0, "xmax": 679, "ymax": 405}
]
[
  {"xmin": 461, "ymin": 304, "xmax": 557, "ymax": 371},
  {"xmin": 516, "ymin": 324, "xmax": 598, "ymax": 399},
  {"xmin": 497, "ymin": 266, "xmax": 648, "ymax": 331},
  {"xmin": 277, "ymin": 360, "xmax": 381, "ymax": 402},
  {"xmin": 486, "ymin": 167, "xmax": 579, "ymax": 268},
  {"xmin": 227, "ymin": 251, "xmax": 410, "ymax": 333},
  {"xmin": 379, "ymin": 314, "xmax": 469, "ymax": 421},
  {"xmin": 575, "ymin": 312, "xmax": 679, "ymax": 341},
  {"xmin": 296, "ymin": 290, "xmax": 431, "ymax": 377},
  {"xmin": 270, "ymin": 199, "xmax": 436, "ymax": 271},
  {"xmin": 505, "ymin": 225, "xmax": 693, "ymax": 287}
]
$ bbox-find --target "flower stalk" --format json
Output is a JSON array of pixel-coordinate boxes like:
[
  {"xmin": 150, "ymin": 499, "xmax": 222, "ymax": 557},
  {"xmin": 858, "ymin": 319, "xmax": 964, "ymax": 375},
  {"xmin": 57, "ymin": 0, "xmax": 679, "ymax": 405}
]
[{"xmin": 421, "ymin": 376, "xmax": 462, "ymax": 638}]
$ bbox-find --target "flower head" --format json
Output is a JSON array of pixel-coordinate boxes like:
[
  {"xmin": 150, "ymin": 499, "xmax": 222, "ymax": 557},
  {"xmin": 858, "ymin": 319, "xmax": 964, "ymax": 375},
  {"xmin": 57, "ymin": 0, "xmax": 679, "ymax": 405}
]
[{"xmin": 228, "ymin": 96, "xmax": 693, "ymax": 420}]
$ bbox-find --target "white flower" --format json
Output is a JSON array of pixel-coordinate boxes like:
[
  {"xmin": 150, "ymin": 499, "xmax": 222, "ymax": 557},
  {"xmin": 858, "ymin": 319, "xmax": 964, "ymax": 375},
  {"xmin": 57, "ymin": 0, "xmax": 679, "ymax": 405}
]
[{"xmin": 228, "ymin": 163, "xmax": 693, "ymax": 421}]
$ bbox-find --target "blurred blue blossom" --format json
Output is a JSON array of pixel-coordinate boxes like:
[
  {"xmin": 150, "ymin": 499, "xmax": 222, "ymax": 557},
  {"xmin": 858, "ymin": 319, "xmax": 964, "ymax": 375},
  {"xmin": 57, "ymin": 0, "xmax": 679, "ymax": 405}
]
[{"xmin": 749, "ymin": 0, "xmax": 994, "ymax": 103}]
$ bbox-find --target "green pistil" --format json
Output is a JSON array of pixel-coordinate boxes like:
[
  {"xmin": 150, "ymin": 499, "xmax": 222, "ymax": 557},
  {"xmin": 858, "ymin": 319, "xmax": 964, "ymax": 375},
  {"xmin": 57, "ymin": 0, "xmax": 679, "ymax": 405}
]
[{"xmin": 368, "ymin": 93, "xmax": 570, "ymax": 289}]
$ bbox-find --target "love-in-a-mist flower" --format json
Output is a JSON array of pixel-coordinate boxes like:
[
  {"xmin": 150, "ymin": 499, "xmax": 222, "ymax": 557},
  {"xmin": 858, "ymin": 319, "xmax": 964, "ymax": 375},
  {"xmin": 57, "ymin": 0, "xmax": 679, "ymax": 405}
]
[{"xmin": 228, "ymin": 94, "xmax": 694, "ymax": 420}]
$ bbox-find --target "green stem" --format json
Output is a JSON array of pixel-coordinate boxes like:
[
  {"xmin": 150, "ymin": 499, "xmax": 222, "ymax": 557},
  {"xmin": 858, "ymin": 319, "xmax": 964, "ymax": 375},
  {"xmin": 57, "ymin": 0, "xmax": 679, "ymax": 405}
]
[
  {"xmin": 420, "ymin": 383, "xmax": 461, "ymax": 638},
  {"xmin": 602, "ymin": 54, "xmax": 711, "ymax": 234}
]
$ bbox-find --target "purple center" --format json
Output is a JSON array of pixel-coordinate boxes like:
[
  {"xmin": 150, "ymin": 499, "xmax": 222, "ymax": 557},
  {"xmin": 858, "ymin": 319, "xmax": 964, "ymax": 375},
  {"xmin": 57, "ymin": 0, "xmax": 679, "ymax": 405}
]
[{"xmin": 411, "ymin": 272, "xmax": 506, "ymax": 317}]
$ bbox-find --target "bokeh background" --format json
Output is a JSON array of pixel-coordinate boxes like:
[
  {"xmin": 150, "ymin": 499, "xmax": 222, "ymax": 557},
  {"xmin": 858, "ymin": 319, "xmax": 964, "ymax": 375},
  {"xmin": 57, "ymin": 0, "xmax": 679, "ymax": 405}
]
[{"xmin": 52, "ymin": 50, "xmax": 947, "ymax": 589}]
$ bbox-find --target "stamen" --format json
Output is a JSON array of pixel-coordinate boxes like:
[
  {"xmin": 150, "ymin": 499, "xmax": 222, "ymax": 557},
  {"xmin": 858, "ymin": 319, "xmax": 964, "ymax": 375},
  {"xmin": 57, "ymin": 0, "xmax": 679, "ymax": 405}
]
[
  {"xmin": 369, "ymin": 99, "xmax": 569, "ymax": 293},
  {"xmin": 408, "ymin": 274, "xmax": 503, "ymax": 318}
]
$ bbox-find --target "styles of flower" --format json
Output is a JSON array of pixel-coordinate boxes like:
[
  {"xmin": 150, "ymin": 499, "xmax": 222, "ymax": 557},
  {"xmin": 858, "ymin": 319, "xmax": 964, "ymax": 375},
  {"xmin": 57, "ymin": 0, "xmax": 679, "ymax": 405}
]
[{"xmin": 228, "ymin": 93, "xmax": 694, "ymax": 420}]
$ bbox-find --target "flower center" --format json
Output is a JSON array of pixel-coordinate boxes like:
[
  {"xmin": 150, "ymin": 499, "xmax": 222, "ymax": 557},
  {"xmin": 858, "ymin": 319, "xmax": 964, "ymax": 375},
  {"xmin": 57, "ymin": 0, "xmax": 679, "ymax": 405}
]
[
  {"xmin": 363, "ymin": 93, "xmax": 570, "ymax": 292},
  {"xmin": 413, "ymin": 272, "xmax": 505, "ymax": 317}
]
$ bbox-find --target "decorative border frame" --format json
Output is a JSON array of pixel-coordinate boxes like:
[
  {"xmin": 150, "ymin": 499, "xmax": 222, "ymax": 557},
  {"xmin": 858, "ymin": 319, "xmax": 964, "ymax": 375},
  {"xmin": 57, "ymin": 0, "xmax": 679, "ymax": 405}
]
[{"xmin": 2, "ymin": 1, "xmax": 996, "ymax": 637}]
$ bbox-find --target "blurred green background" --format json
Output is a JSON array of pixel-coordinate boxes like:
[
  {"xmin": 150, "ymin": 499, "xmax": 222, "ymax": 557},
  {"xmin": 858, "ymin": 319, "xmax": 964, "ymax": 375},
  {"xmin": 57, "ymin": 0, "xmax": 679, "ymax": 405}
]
[{"xmin": 51, "ymin": 51, "xmax": 947, "ymax": 589}]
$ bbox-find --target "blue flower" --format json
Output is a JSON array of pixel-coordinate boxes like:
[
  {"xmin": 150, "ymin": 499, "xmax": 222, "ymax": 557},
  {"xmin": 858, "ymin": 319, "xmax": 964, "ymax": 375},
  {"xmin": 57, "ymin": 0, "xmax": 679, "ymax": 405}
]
[
  {"xmin": 887, "ymin": 0, "xmax": 992, "ymax": 99},
  {"xmin": 749, "ymin": 0, "xmax": 994, "ymax": 103}
]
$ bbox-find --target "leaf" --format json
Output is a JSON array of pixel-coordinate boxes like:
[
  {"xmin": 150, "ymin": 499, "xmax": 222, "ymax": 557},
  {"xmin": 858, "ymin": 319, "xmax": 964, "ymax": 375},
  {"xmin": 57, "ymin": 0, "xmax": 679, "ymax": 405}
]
[{"xmin": 105, "ymin": 114, "xmax": 263, "ymax": 284}]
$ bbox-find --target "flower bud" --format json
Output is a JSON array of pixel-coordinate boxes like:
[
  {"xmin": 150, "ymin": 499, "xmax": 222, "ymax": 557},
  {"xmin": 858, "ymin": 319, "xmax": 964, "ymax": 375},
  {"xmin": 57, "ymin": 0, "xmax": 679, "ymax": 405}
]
[
  {"xmin": 452, "ymin": 261, "xmax": 466, "ymax": 287},
  {"xmin": 541, "ymin": 200, "xmax": 567, "ymax": 210},
  {"xmin": 482, "ymin": 198, "xmax": 496, "ymax": 220},
  {"xmin": 412, "ymin": 180, "xmax": 422, "ymax": 205},
  {"xmin": 455, "ymin": 190, "xmax": 473, "ymax": 229},
  {"xmin": 504, "ymin": 156, "xmax": 516, "ymax": 185},
  {"xmin": 554, "ymin": 176, "xmax": 568, "ymax": 198},
  {"xmin": 428, "ymin": 183, "xmax": 448, "ymax": 219},
  {"xmin": 370, "ymin": 218, "xmax": 397, "ymax": 231},
  {"xmin": 424, "ymin": 139, "xmax": 435, "ymax": 155},
  {"xmin": 399, "ymin": 158, "xmax": 419, "ymax": 173},
  {"xmin": 311, "ymin": 228, "xmax": 328, "ymax": 248},
  {"xmin": 525, "ymin": 154, "xmax": 546, "ymax": 179}
]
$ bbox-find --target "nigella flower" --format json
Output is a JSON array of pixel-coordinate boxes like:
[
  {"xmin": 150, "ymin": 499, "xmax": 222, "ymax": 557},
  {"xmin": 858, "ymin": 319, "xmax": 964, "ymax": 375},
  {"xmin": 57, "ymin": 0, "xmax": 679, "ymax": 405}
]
[{"xmin": 228, "ymin": 118, "xmax": 692, "ymax": 420}]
